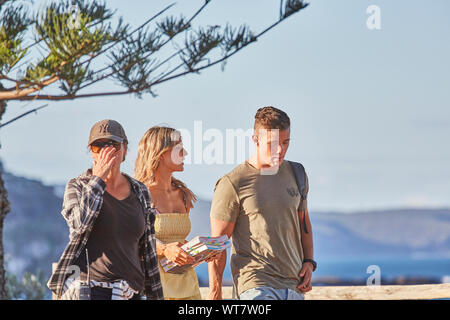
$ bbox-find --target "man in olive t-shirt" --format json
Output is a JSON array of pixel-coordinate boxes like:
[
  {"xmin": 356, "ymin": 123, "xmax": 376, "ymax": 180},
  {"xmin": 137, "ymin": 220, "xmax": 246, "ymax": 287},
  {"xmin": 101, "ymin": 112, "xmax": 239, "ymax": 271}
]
[{"xmin": 208, "ymin": 107, "xmax": 316, "ymax": 300}]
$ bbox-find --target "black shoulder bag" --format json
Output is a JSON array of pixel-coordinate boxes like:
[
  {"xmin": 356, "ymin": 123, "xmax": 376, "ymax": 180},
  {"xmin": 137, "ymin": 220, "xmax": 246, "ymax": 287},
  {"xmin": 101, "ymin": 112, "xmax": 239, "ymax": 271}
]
[{"xmin": 288, "ymin": 161, "xmax": 309, "ymax": 234}]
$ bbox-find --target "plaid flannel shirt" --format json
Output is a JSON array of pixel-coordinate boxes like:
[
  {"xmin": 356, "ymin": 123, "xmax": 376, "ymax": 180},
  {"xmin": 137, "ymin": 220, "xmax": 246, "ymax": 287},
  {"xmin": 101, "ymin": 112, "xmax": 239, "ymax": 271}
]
[{"xmin": 47, "ymin": 169, "xmax": 164, "ymax": 300}]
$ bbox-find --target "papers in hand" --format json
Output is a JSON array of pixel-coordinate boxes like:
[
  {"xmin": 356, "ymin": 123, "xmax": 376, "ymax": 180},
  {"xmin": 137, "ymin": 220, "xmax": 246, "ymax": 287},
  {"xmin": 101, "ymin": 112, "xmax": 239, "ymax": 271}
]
[{"xmin": 160, "ymin": 234, "xmax": 231, "ymax": 274}]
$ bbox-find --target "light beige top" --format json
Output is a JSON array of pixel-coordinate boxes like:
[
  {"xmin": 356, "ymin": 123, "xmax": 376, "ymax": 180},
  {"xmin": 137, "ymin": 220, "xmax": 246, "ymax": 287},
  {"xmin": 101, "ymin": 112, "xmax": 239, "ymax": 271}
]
[{"xmin": 154, "ymin": 213, "xmax": 201, "ymax": 299}]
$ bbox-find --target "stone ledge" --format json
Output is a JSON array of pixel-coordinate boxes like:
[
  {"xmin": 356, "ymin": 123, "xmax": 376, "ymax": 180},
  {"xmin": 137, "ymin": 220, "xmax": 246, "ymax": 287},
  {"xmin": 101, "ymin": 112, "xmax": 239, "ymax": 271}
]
[{"xmin": 199, "ymin": 283, "xmax": 450, "ymax": 300}]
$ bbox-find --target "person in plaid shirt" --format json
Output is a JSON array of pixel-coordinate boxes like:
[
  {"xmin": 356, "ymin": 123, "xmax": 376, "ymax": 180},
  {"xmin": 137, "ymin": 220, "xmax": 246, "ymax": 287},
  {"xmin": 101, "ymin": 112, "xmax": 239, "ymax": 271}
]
[{"xmin": 47, "ymin": 119, "xmax": 163, "ymax": 300}]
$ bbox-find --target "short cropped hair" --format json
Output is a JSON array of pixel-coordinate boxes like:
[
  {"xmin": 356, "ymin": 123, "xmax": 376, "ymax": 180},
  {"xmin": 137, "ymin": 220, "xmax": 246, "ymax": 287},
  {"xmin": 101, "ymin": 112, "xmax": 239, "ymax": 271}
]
[{"xmin": 254, "ymin": 106, "xmax": 290, "ymax": 131}]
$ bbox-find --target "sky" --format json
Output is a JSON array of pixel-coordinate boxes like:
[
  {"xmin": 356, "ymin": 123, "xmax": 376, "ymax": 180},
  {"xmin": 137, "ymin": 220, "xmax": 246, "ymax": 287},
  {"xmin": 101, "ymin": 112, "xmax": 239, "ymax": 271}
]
[{"xmin": 1, "ymin": 0, "xmax": 450, "ymax": 212}]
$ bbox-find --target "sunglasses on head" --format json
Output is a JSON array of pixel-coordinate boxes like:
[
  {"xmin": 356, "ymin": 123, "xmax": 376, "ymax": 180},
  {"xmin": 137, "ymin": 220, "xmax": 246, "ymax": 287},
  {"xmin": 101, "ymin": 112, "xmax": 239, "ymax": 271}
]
[{"xmin": 90, "ymin": 140, "xmax": 121, "ymax": 153}]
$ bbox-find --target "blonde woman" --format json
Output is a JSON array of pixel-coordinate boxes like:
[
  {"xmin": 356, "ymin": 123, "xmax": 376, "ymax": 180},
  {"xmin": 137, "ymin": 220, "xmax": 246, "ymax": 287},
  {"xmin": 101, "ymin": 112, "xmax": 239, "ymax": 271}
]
[{"xmin": 135, "ymin": 126, "xmax": 202, "ymax": 300}]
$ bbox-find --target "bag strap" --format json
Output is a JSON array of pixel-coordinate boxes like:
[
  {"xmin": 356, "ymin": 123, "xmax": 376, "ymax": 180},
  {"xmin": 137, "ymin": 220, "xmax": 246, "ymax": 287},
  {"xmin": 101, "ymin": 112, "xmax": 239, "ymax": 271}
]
[{"xmin": 288, "ymin": 161, "xmax": 309, "ymax": 234}]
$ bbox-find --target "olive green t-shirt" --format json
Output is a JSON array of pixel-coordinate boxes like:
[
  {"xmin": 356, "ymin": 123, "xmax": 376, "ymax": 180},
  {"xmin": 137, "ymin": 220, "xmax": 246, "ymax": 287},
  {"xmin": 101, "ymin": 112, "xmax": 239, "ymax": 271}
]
[{"xmin": 210, "ymin": 160, "xmax": 309, "ymax": 296}]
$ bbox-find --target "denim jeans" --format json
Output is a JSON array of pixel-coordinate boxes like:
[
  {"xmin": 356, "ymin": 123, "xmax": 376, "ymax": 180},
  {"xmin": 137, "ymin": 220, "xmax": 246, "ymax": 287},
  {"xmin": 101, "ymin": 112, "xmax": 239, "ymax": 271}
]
[{"xmin": 238, "ymin": 286, "xmax": 305, "ymax": 300}]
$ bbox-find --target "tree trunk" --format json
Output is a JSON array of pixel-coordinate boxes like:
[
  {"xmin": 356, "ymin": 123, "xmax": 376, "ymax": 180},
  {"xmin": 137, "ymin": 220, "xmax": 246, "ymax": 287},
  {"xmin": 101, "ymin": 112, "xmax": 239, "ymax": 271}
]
[{"xmin": 0, "ymin": 96, "xmax": 11, "ymax": 300}]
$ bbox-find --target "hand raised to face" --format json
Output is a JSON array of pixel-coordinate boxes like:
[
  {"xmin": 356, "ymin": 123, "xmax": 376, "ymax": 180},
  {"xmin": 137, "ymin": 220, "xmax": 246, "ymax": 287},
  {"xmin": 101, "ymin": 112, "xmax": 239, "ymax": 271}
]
[{"xmin": 92, "ymin": 145, "xmax": 118, "ymax": 180}]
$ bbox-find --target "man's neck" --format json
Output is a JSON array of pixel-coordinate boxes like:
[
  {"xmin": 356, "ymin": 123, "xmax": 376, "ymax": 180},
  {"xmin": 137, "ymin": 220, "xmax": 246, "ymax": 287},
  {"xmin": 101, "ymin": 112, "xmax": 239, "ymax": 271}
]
[
  {"xmin": 248, "ymin": 153, "xmax": 282, "ymax": 175},
  {"xmin": 248, "ymin": 153, "xmax": 275, "ymax": 169}
]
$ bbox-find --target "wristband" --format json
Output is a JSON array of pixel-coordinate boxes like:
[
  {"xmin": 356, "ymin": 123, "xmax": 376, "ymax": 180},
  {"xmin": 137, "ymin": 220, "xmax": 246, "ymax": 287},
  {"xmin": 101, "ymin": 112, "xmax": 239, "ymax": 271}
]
[{"xmin": 303, "ymin": 258, "xmax": 317, "ymax": 272}]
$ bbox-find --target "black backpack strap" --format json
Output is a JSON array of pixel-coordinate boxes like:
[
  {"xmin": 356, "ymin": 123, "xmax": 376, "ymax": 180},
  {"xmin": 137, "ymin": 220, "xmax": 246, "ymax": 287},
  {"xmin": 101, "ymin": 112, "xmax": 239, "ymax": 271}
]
[{"xmin": 288, "ymin": 161, "xmax": 309, "ymax": 234}]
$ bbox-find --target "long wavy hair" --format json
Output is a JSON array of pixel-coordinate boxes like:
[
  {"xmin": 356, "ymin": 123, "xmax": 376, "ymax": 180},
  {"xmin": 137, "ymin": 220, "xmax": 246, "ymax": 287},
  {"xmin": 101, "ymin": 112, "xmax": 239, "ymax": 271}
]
[{"xmin": 134, "ymin": 126, "xmax": 197, "ymax": 210}]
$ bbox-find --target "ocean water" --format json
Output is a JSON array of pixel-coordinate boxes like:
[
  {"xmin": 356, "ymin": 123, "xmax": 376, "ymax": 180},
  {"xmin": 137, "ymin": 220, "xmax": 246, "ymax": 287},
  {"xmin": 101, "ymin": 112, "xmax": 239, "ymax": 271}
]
[
  {"xmin": 194, "ymin": 256, "xmax": 450, "ymax": 285},
  {"xmin": 311, "ymin": 257, "xmax": 450, "ymax": 280}
]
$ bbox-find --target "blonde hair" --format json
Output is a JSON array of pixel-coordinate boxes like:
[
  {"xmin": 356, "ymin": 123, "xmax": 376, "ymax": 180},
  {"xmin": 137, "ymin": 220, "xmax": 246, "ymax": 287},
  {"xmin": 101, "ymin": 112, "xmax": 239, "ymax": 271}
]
[{"xmin": 134, "ymin": 126, "xmax": 197, "ymax": 210}]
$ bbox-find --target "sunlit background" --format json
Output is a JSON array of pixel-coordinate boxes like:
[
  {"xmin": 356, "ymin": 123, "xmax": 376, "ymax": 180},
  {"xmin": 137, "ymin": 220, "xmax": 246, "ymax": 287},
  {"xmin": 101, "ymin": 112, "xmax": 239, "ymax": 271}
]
[{"xmin": 1, "ymin": 0, "xmax": 449, "ymax": 298}]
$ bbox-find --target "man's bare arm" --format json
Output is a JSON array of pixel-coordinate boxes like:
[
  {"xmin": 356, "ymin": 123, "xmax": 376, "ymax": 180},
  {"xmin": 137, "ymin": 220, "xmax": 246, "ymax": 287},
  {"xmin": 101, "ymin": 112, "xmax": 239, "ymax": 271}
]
[
  {"xmin": 207, "ymin": 218, "xmax": 235, "ymax": 300},
  {"xmin": 300, "ymin": 208, "xmax": 314, "ymax": 260},
  {"xmin": 298, "ymin": 208, "xmax": 314, "ymax": 293}
]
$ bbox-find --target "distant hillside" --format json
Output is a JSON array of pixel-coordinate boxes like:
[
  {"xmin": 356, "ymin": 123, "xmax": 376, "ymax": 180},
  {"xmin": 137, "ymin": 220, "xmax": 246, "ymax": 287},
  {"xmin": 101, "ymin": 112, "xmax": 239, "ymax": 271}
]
[
  {"xmin": 2, "ymin": 164, "xmax": 450, "ymax": 283},
  {"xmin": 2, "ymin": 165, "xmax": 67, "ymax": 279},
  {"xmin": 189, "ymin": 202, "xmax": 450, "ymax": 259},
  {"xmin": 310, "ymin": 209, "xmax": 450, "ymax": 259}
]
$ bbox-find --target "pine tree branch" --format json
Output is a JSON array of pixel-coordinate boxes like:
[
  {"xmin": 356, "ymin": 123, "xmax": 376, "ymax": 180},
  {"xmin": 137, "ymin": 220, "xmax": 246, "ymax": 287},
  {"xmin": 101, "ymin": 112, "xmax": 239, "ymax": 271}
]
[
  {"xmin": 0, "ymin": 104, "xmax": 48, "ymax": 128},
  {"xmin": 0, "ymin": 0, "xmax": 309, "ymax": 103},
  {"xmin": 0, "ymin": 75, "xmax": 60, "ymax": 100},
  {"xmin": 151, "ymin": 1, "xmax": 309, "ymax": 87},
  {"xmin": 76, "ymin": 0, "xmax": 211, "ymax": 92},
  {"xmin": 71, "ymin": 3, "xmax": 176, "ymax": 73},
  {"xmin": 11, "ymin": 89, "xmax": 133, "ymax": 101}
]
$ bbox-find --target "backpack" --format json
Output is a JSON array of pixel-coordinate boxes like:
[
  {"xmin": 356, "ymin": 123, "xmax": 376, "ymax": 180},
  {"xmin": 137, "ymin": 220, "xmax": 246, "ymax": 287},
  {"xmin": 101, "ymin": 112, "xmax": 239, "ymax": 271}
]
[{"xmin": 288, "ymin": 161, "xmax": 309, "ymax": 234}]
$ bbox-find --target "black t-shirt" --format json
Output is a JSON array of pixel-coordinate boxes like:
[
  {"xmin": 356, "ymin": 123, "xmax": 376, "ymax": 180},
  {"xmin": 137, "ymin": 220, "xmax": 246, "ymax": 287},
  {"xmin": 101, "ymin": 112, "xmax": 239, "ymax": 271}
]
[{"xmin": 74, "ymin": 188, "xmax": 146, "ymax": 292}]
